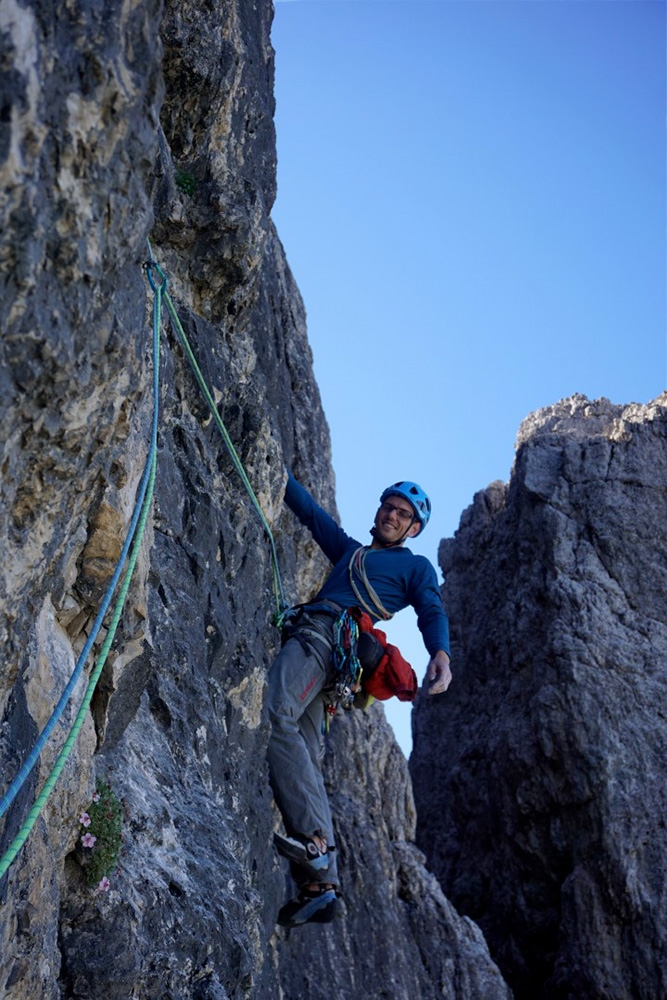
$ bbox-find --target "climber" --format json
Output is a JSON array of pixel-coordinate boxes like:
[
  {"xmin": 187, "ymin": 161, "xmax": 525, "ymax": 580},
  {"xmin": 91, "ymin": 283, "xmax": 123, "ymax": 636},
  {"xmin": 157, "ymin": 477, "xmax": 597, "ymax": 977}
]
[{"xmin": 268, "ymin": 472, "xmax": 451, "ymax": 927}]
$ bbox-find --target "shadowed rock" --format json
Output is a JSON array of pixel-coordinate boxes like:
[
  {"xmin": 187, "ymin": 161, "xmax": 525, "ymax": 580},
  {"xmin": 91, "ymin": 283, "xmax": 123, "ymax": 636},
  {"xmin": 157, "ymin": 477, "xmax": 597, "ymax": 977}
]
[
  {"xmin": 275, "ymin": 705, "xmax": 511, "ymax": 1000},
  {"xmin": 411, "ymin": 394, "xmax": 667, "ymax": 1000}
]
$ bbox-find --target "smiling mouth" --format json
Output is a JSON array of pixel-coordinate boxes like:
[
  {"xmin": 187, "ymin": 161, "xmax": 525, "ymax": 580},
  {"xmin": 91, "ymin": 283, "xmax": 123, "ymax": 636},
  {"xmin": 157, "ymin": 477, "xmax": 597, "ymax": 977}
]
[{"xmin": 380, "ymin": 518, "xmax": 399, "ymax": 531}]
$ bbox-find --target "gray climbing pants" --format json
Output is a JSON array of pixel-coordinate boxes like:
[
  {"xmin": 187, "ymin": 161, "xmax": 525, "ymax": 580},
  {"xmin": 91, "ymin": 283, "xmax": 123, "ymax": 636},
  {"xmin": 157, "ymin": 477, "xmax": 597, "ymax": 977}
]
[{"xmin": 266, "ymin": 608, "xmax": 339, "ymax": 886}]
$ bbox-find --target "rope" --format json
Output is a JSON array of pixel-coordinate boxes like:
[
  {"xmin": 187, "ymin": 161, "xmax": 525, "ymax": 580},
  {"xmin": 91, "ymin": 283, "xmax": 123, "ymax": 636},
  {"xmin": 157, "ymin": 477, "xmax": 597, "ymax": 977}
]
[
  {"xmin": 0, "ymin": 322, "xmax": 160, "ymax": 822},
  {"xmin": 0, "ymin": 263, "xmax": 162, "ymax": 880},
  {"xmin": 145, "ymin": 247, "xmax": 288, "ymax": 624},
  {"xmin": 0, "ymin": 245, "xmax": 287, "ymax": 877},
  {"xmin": 348, "ymin": 546, "xmax": 393, "ymax": 622}
]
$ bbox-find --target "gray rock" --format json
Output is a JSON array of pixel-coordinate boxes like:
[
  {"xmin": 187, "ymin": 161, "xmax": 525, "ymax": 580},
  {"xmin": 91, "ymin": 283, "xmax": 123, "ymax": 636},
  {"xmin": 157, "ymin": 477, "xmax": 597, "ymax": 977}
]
[
  {"xmin": 411, "ymin": 393, "xmax": 667, "ymax": 1000},
  {"xmin": 276, "ymin": 705, "xmax": 512, "ymax": 1000}
]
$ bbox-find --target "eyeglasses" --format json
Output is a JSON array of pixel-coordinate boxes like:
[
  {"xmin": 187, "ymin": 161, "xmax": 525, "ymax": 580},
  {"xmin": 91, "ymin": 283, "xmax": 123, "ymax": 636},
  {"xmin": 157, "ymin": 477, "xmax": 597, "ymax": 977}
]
[{"xmin": 379, "ymin": 501, "xmax": 414, "ymax": 522}]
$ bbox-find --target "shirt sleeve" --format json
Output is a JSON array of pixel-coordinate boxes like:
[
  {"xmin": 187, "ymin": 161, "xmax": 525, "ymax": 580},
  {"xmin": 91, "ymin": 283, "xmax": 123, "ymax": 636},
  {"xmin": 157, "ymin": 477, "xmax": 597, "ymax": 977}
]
[
  {"xmin": 284, "ymin": 472, "xmax": 356, "ymax": 565},
  {"xmin": 409, "ymin": 556, "xmax": 451, "ymax": 657}
]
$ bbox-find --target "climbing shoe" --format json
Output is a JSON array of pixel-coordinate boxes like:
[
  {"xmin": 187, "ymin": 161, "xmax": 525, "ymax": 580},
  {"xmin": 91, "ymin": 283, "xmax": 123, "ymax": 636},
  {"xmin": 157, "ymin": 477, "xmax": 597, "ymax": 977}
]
[
  {"xmin": 277, "ymin": 886, "xmax": 339, "ymax": 927},
  {"xmin": 273, "ymin": 832, "xmax": 330, "ymax": 875}
]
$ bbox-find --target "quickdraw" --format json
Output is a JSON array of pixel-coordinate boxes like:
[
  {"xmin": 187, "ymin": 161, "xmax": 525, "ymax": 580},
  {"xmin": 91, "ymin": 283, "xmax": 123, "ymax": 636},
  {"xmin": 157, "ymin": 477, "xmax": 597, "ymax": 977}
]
[{"xmin": 325, "ymin": 609, "xmax": 363, "ymax": 724}]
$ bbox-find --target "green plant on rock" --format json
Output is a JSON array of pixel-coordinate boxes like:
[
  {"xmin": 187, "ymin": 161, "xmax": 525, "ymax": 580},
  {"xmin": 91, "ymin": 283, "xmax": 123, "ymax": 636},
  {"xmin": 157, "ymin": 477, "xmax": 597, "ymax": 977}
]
[
  {"xmin": 174, "ymin": 170, "xmax": 196, "ymax": 196},
  {"xmin": 78, "ymin": 780, "xmax": 123, "ymax": 892}
]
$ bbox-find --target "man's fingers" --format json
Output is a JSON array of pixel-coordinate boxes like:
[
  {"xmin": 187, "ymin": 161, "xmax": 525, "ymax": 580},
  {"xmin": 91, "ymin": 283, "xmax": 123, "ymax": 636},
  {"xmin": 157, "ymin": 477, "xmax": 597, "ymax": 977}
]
[{"xmin": 428, "ymin": 665, "xmax": 452, "ymax": 695}]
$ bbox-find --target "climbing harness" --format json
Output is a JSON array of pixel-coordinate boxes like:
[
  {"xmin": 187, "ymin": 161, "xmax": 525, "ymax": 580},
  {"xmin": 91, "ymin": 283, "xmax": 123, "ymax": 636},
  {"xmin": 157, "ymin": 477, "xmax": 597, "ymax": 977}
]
[
  {"xmin": 278, "ymin": 602, "xmax": 362, "ymax": 724},
  {"xmin": 348, "ymin": 546, "xmax": 393, "ymax": 622}
]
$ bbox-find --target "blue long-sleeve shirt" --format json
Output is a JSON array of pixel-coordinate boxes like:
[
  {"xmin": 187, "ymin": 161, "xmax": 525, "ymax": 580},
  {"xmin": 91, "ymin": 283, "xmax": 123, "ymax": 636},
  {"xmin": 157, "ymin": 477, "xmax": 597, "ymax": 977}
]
[{"xmin": 285, "ymin": 473, "xmax": 450, "ymax": 657}]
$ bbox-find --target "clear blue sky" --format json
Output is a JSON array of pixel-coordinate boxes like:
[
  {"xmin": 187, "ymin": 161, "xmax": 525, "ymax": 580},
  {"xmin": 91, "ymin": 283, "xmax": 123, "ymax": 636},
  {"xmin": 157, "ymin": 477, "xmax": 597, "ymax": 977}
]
[{"xmin": 270, "ymin": 0, "xmax": 667, "ymax": 755}]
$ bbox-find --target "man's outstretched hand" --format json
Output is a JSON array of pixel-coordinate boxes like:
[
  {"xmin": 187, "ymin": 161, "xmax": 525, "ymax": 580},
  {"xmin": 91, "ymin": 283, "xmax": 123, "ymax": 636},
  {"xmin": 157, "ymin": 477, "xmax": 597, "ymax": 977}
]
[{"xmin": 426, "ymin": 650, "xmax": 452, "ymax": 695}]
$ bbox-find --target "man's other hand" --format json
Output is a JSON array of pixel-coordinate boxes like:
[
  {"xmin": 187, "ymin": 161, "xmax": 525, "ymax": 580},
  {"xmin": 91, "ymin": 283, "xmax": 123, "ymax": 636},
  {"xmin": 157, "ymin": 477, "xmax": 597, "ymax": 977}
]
[{"xmin": 426, "ymin": 650, "xmax": 451, "ymax": 695}]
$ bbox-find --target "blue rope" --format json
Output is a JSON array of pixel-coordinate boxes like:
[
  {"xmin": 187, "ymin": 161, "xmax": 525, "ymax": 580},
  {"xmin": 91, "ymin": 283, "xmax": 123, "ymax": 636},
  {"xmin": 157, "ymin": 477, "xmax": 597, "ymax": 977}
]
[{"xmin": 0, "ymin": 267, "xmax": 163, "ymax": 822}]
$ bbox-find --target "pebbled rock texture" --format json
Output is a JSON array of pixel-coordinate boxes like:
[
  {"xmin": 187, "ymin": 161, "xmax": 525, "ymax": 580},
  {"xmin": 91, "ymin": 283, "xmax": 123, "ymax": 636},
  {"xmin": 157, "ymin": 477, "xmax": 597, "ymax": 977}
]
[
  {"xmin": 1, "ymin": 1, "xmax": 509, "ymax": 998},
  {"xmin": 411, "ymin": 394, "xmax": 667, "ymax": 1000}
]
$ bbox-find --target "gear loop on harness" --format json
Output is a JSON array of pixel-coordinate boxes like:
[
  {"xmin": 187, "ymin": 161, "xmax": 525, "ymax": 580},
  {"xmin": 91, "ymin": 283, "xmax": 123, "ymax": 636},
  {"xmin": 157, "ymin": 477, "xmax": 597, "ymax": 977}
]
[{"xmin": 325, "ymin": 608, "xmax": 362, "ymax": 727}]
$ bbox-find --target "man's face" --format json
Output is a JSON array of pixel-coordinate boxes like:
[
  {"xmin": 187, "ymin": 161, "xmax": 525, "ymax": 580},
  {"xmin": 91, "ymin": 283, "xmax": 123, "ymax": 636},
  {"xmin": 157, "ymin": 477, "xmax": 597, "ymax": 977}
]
[{"xmin": 373, "ymin": 495, "xmax": 421, "ymax": 545}]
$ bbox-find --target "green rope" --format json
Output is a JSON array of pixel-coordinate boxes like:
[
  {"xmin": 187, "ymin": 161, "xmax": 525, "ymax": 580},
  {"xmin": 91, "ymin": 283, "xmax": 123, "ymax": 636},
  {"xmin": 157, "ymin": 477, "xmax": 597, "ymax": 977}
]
[
  {"xmin": 0, "ymin": 269, "xmax": 162, "ymax": 882},
  {"xmin": 0, "ymin": 457, "xmax": 157, "ymax": 880},
  {"xmin": 150, "ymin": 257, "xmax": 288, "ymax": 624},
  {"xmin": 0, "ymin": 247, "xmax": 289, "ymax": 880}
]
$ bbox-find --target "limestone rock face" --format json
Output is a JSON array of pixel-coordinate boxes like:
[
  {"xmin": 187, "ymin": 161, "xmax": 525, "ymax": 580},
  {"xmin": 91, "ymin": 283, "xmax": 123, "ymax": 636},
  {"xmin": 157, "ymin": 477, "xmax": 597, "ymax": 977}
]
[
  {"xmin": 1, "ymin": 1, "xmax": 510, "ymax": 998},
  {"xmin": 276, "ymin": 705, "xmax": 512, "ymax": 1000},
  {"xmin": 411, "ymin": 394, "xmax": 667, "ymax": 1000}
]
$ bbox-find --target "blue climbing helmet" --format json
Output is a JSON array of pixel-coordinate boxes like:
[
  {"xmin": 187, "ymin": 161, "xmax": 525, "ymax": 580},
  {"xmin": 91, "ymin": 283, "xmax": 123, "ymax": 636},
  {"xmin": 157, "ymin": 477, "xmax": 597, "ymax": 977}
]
[{"xmin": 380, "ymin": 481, "xmax": 431, "ymax": 535}]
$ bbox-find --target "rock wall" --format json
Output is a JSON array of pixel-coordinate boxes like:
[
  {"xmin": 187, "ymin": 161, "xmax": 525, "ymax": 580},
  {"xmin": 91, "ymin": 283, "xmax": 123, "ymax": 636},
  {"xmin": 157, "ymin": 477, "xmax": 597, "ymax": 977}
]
[
  {"xmin": 411, "ymin": 394, "xmax": 667, "ymax": 1000},
  {"xmin": 276, "ymin": 706, "xmax": 511, "ymax": 1000},
  {"xmin": 1, "ymin": 2, "xmax": 509, "ymax": 998}
]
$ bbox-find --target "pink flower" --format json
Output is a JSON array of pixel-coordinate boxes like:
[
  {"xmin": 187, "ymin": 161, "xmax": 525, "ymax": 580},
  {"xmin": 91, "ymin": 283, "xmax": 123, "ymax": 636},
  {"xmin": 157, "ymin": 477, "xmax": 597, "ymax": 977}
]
[
  {"xmin": 81, "ymin": 832, "xmax": 97, "ymax": 848},
  {"xmin": 92, "ymin": 792, "xmax": 101, "ymax": 803},
  {"xmin": 79, "ymin": 812, "xmax": 91, "ymax": 827},
  {"xmin": 96, "ymin": 877, "xmax": 111, "ymax": 893}
]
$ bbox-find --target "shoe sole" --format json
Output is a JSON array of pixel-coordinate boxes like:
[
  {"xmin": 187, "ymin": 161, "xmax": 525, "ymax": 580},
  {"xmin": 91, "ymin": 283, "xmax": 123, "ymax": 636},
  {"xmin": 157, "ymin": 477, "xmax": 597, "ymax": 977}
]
[
  {"xmin": 277, "ymin": 890, "xmax": 338, "ymax": 927},
  {"xmin": 273, "ymin": 833, "xmax": 329, "ymax": 872}
]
